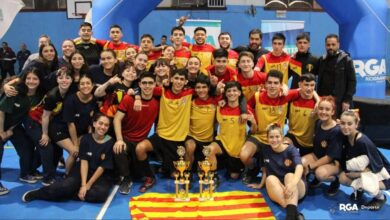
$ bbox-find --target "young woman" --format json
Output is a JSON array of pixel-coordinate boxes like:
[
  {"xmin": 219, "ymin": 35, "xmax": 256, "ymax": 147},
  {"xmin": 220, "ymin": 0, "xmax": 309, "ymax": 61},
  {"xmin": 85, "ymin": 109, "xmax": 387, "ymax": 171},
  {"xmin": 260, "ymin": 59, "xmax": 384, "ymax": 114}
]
[
  {"xmin": 41, "ymin": 68, "xmax": 75, "ymax": 176},
  {"xmin": 20, "ymin": 43, "xmax": 59, "ymax": 93},
  {"xmin": 124, "ymin": 47, "xmax": 137, "ymax": 65},
  {"xmin": 95, "ymin": 63, "xmax": 138, "ymax": 118},
  {"xmin": 339, "ymin": 110, "xmax": 390, "ymax": 210},
  {"xmin": 134, "ymin": 52, "xmax": 148, "ymax": 76},
  {"xmin": 149, "ymin": 46, "xmax": 175, "ymax": 73},
  {"xmin": 0, "ymin": 68, "xmax": 44, "ymax": 193},
  {"xmin": 88, "ymin": 49, "xmax": 121, "ymax": 85},
  {"xmin": 301, "ymin": 96, "xmax": 343, "ymax": 196},
  {"xmin": 22, "ymin": 114, "xmax": 114, "ymax": 203},
  {"xmin": 153, "ymin": 58, "xmax": 172, "ymax": 87},
  {"xmin": 207, "ymin": 81, "xmax": 256, "ymax": 183},
  {"xmin": 248, "ymin": 123, "xmax": 305, "ymax": 220},
  {"xmin": 186, "ymin": 56, "xmax": 204, "ymax": 88},
  {"xmin": 63, "ymin": 75, "xmax": 97, "ymax": 156}
]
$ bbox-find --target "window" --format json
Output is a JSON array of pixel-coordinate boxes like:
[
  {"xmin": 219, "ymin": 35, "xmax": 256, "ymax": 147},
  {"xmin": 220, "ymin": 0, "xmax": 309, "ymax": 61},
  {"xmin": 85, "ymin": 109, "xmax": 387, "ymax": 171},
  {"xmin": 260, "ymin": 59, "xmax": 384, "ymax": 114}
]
[
  {"xmin": 265, "ymin": 0, "xmax": 322, "ymax": 11},
  {"xmin": 21, "ymin": 0, "xmax": 66, "ymax": 11}
]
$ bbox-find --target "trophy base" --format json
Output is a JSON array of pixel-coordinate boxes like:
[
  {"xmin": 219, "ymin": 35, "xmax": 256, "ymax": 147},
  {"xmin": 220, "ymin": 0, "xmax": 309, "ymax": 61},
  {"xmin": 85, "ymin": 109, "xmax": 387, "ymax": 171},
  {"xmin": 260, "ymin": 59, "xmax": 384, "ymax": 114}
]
[
  {"xmin": 174, "ymin": 197, "xmax": 191, "ymax": 202},
  {"xmin": 198, "ymin": 197, "xmax": 214, "ymax": 202}
]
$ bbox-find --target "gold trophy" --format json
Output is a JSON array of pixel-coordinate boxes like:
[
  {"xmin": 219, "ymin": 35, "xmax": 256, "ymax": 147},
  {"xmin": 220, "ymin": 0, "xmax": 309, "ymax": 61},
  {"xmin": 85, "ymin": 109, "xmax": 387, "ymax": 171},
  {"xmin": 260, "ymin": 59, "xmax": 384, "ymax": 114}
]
[
  {"xmin": 173, "ymin": 146, "xmax": 191, "ymax": 201},
  {"xmin": 198, "ymin": 146, "xmax": 215, "ymax": 201}
]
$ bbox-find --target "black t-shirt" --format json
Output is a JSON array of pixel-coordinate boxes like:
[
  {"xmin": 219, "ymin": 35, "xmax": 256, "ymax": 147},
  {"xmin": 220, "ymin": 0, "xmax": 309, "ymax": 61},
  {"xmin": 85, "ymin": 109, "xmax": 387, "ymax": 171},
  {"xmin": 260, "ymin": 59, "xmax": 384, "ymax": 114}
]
[
  {"xmin": 0, "ymin": 92, "xmax": 42, "ymax": 130},
  {"xmin": 63, "ymin": 93, "xmax": 97, "ymax": 136},
  {"xmin": 43, "ymin": 87, "xmax": 69, "ymax": 123},
  {"xmin": 78, "ymin": 134, "xmax": 114, "ymax": 171},
  {"xmin": 76, "ymin": 42, "xmax": 101, "ymax": 66},
  {"xmin": 88, "ymin": 65, "xmax": 114, "ymax": 85},
  {"xmin": 318, "ymin": 55, "xmax": 337, "ymax": 96}
]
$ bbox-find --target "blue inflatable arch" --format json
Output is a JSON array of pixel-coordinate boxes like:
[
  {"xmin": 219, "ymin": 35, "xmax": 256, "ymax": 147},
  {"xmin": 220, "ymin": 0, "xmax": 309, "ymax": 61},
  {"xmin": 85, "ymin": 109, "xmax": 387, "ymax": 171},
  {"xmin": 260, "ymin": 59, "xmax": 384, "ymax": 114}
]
[{"xmin": 93, "ymin": 0, "xmax": 388, "ymax": 99}]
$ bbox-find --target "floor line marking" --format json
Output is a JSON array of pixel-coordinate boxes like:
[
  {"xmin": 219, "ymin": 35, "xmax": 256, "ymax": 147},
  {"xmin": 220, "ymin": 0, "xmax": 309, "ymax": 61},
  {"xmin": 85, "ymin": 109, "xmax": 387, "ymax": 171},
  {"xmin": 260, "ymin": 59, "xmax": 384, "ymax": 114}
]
[{"xmin": 96, "ymin": 184, "xmax": 119, "ymax": 220}]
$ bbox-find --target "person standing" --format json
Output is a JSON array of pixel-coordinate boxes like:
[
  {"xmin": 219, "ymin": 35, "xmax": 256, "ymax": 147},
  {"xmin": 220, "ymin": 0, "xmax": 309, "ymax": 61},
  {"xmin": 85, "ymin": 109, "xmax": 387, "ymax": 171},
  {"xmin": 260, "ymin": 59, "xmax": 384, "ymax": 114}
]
[
  {"xmin": 0, "ymin": 42, "xmax": 16, "ymax": 81},
  {"xmin": 234, "ymin": 29, "xmax": 269, "ymax": 63},
  {"xmin": 190, "ymin": 27, "xmax": 215, "ymax": 73},
  {"xmin": 74, "ymin": 22, "xmax": 101, "ymax": 65},
  {"xmin": 16, "ymin": 43, "xmax": 31, "ymax": 73},
  {"xmin": 317, "ymin": 34, "xmax": 356, "ymax": 116}
]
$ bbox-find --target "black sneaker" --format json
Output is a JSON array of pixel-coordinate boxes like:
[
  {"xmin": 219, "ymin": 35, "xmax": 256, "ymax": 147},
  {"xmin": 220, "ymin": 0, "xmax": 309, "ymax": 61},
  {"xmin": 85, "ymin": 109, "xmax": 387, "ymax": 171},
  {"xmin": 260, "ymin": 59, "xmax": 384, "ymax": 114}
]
[
  {"xmin": 19, "ymin": 175, "xmax": 38, "ymax": 184},
  {"xmin": 0, "ymin": 182, "xmax": 9, "ymax": 196},
  {"xmin": 309, "ymin": 177, "xmax": 320, "ymax": 188},
  {"xmin": 139, "ymin": 177, "xmax": 155, "ymax": 193},
  {"xmin": 366, "ymin": 195, "xmax": 387, "ymax": 211},
  {"xmin": 326, "ymin": 178, "xmax": 340, "ymax": 196},
  {"xmin": 350, "ymin": 190, "xmax": 363, "ymax": 202},
  {"xmin": 58, "ymin": 157, "xmax": 65, "ymax": 169},
  {"xmin": 42, "ymin": 178, "xmax": 56, "ymax": 186},
  {"xmin": 118, "ymin": 176, "xmax": 133, "ymax": 195},
  {"xmin": 32, "ymin": 171, "xmax": 44, "ymax": 180},
  {"xmin": 22, "ymin": 189, "xmax": 39, "ymax": 202},
  {"xmin": 242, "ymin": 167, "xmax": 259, "ymax": 185}
]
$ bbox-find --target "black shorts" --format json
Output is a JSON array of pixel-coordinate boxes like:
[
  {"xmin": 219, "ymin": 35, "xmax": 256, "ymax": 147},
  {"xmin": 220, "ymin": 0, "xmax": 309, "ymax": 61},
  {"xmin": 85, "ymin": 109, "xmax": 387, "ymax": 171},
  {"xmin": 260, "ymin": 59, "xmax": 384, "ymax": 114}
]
[
  {"xmin": 147, "ymin": 133, "xmax": 184, "ymax": 175},
  {"xmin": 185, "ymin": 136, "xmax": 212, "ymax": 164},
  {"xmin": 285, "ymin": 132, "xmax": 313, "ymax": 156},
  {"xmin": 214, "ymin": 140, "xmax": 244, "ymax": 174},
  {"xmin": 246, "ymin": 136, "xmax": 269, "ymax": 152},
  {"xmin": 48, "ymin": 121, "xmax": 70, "ymax": 142}
]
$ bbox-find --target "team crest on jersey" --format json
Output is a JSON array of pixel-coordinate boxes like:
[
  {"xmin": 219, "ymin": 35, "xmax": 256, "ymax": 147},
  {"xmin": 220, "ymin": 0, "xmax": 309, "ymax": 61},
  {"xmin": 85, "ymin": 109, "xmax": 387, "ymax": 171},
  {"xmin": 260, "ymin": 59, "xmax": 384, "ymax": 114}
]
[
  {"xmin": 282, "ymin": 62, "xmax": 289, "ymax": 70},
  {"xmin": 101, "ymin": 154, "xmax": 105, "ymax": 160},
  {"xmin": 306, "ymin": 64, "xmax": 314, "ymax": 72},
  {"xmin": 321, "ymin": 140, "xmax": 327, "ymax": 148},
  {"xmin": 284, "ymin": 159, "xmax": 292, "ymax": 167}
]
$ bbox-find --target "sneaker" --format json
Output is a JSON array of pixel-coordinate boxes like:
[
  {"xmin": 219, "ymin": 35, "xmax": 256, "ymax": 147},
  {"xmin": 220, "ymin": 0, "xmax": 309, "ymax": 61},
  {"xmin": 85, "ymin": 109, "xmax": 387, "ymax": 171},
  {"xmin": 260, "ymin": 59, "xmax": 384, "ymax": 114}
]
[
  {"xmin": 0, "ymin": 182, "xmax": 9, "ymax": 196},
  {"xmin": 42, "ymin": 178, "xmax": 56, "ymax": 186},
  {"xmin": 19, "ymin": 175, "xmax": 38, "ymax": 184},
  {"xmin": 326, "ymin": 178, "xmax": 340, "ymax": 196},
  {"xmin": 350, "ymin": 190, "xmax": 363, "ymax": 202},
  {"xmin": 58, "ymin": 157, "xmax": 65, "ymax": 169},
  {"xmin": 366, "ymin": 195, "xmax": 387, "ymax": 211},
  {"xmin": 118, "ymin": 176, "xmax": 133, "ymax": 195},
  {"xmin": 309, "ymin": 177, "xmax": 320, "ymax": 188},
  {"xmin": 32, "ymin": 171, "xmax": 44, "ymax": 180},
  {"xmin": 22, "ymin": 189, "xmax": 39, "ymax": 202},
  {"xmin": 139, "ymin": 177, "xmax": 156, "ymax": 193},
  {"xmin": 242, "ymin": 167, "xmax": 259, "ymax": 185}
]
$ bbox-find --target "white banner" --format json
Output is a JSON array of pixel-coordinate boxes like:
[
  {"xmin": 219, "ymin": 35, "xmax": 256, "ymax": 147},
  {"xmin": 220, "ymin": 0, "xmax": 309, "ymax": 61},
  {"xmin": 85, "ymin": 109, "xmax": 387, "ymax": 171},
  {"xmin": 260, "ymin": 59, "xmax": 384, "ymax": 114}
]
[
  {"xmin": 0, "ymin": 0, "xmax": 25, "ymax": 39},
  {"xmin": 178, "ymin": 19, "xmax": 222, "ymax": 47}
]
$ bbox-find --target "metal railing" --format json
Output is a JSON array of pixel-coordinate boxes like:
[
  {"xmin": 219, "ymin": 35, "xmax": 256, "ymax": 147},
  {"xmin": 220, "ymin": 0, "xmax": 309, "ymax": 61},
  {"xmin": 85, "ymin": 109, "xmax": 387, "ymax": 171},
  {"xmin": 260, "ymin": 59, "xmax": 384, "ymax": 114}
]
[{"xmin": 207, "ymin": 0, "xmax": 226, "ymax": 8}]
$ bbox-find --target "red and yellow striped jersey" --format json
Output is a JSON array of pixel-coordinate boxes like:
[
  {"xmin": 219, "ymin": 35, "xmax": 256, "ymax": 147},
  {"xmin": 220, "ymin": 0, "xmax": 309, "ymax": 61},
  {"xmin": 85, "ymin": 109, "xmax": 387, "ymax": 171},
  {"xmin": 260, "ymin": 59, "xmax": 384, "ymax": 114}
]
[
  {"xmin": 189, "ymin": 97, "xmax": 220, "ymax": 142},
  {"xmin": 255, "ymin": 52, "xmax": 291, "ymax": 85},
  {"xmin": 173, "ymin": 47, "xmax": 191, "ymax": 69},
  {"xmin": 206, "ymin": 65, "xmax": 238, "ymax": 82},
  {"xmin": 288, "ymin": 97, "xmax": 317, "ymax": 147},
  {"xmin": 190, "ymin": 44, "xmax": 215, "ymax": 73},
  {"xmin": 236, "ymin": 70, "xmax": 266, "ymax": 101},
  {"xmin": 249, "ymin": 90, "xmax": 299, "ymax": 144},
  {"xmin": 96, "ymin": 40, "xmax": 139, "ymax": 62},
  {"xmin": 227, "ymin": 49, "xmax": 239, "ymax": 69},
  {"xmin": 146, "ymin": 50, "xmax": 162, "ymax": 71}
]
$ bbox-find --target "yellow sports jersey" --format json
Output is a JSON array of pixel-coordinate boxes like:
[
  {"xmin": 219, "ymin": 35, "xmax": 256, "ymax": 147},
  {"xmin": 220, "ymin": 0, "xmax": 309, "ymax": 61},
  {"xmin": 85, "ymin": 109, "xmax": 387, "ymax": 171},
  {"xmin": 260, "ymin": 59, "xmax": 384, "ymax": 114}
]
[
  {"xmin": 288, "ymin": 97, "xmax": 317, "ymax": 147},
  {"xmin": 173, "ymin": 47, "xmax": 191, "ymax": 69},
  {"xmin": 227, "ymin": 49, "xmax": 238, "ymax": 69},
  {"xmin": 215, "ymin": 105, "xmax": 247, "ymax": 158},
  {"xmin": 255, "ymin": 52, "xmax": 291, "ymax": 85},
  {"xmin": 157, "ymin": 87, "xmax": 193, "ymax": 141},
  {"xmin": 190, "ymin": 44, "xmax": 215, "ymax": 73},
  {"xmin": 236, "ymin": 71, "xmax": 266, "ymax": 101},
  {"xmin": 189, "ymin": 97, "xmax": 219, "ymax": 142},
  {"xmin": 249, "ymin": 90, "xmax": 299, "ymax": 144},
  {"xmin": 146, "ymin": 51, "xmax": 162, "ymax": 71}
]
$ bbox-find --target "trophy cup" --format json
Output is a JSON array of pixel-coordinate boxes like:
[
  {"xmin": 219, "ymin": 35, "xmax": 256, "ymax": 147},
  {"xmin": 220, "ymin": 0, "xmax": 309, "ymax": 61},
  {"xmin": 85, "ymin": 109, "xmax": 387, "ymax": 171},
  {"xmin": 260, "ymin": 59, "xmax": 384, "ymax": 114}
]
[
  {"xmin": 198, "ymin": 146, "xmax": 215, "ymax": 201},
  {"xmin": 173, "ymin": 146, "xmax": 191, "ymax": 201}
]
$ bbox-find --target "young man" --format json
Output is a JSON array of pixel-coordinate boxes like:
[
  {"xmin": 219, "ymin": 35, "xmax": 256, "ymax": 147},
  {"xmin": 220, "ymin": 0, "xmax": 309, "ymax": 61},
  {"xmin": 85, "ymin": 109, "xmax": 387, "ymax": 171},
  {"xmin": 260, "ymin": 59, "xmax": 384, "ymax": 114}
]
[
  {"xmin": 240, "ymin": 70, "xmax": 300, "ymax": 184},
  {"xmin": 74, "ymin": 22, "xmax": 101, "ymax": 65},
  {"xmin": 234, "ymin": 29, "xmax": 269, "ymax": 63},
  {"xmin": 255, "ymin": 33, "xmax": 291, "ymax": 85},
  {"xmin": 190, "ymin": 27, "xmax": 215, "ymax": 73},
  {"xmin": 113, "ymin": 72, "xmax": 159, "ymax": 194},
  {"xmin": 289, "ymin": 33, "xmax": 318, "ymax": 89},
  {"xmin": 206, "ymin": 48, "xmax": 237, "ymax": 83},
  {"xmin": 95, "ymin": 24, "xmax": 139, "ymax": 62},
  {"xmin": 135, "ymin": 69, "xmax": 193, "ymax": 193},
  {"xmin": 170, "ymin": 26, "xmax": 191, "ymax": 69},
  {"xmin": 218, "ymin": 32, "xmax": 238, "ymax": 68},
  {"xmin": 285, "ymin": 73, "xmax": 318, "ymax": 156},
  {"xmin": 0, "ymin": 42, "xmax": 16, "ymax": 81},
  {"xmin": 140, "ymin": 34, "xmax": 162, "ymax": 70},
  {"xmin": 16, "ymin": 43, "xmax": 31, "ymax": 73}
]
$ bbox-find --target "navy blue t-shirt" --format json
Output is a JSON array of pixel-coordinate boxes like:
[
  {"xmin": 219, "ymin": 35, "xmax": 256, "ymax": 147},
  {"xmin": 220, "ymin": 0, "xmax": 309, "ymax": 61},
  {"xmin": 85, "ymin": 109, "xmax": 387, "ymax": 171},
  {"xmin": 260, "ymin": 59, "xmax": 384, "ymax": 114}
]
[
  {"xmin": 313, "ymin": 121, "xmax": 343, "ymax": 160},
  {"xmin": 78, "ymin": 134, "xmax": 114, "ymax": 171},
  {"xmin": 63, "ymin": 93, "xmax": 97, "ymax": 136},
  {"xmin": 261, "ymin": 145, "xmax": 302, "ymax": 179}
]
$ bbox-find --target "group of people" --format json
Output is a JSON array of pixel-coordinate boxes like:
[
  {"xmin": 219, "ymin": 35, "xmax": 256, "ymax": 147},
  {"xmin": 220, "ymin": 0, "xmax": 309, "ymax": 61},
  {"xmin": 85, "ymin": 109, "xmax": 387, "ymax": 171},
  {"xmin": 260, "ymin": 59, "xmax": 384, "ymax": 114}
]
[{"xmin": 0, "ymin": 19, "xmax": 388, "ymax": 220}]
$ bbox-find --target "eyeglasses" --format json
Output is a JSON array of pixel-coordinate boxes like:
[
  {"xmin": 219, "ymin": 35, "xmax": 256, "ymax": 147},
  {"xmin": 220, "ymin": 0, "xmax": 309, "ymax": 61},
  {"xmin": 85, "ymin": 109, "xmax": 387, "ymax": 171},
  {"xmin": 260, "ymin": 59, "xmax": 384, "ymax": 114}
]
[{"xmin": 141, "ymin": 81, "xmax": 154, "ymax": 85}]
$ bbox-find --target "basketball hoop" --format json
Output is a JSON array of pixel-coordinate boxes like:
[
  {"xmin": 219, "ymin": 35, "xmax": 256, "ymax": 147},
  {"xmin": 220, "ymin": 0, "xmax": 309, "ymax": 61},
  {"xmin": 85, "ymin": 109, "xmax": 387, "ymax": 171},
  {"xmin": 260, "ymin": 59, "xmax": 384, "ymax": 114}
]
[{"xmin": 73, "ymin": 12, "xmax": 87, "ymax": 19}]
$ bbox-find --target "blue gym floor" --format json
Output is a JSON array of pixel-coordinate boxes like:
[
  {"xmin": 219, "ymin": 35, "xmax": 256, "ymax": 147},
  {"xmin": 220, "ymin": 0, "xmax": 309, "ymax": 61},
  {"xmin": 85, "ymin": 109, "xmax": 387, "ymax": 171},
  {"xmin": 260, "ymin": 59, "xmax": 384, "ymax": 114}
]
[{"xmin": 1, "ymin": 143, "xmax": 390, "ymax": 220}]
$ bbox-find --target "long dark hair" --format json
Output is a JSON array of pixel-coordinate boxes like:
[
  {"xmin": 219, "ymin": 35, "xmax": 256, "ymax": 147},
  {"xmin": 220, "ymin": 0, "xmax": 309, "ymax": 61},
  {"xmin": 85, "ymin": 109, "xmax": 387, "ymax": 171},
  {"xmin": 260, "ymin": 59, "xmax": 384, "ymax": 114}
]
[
  {"xmin": 17, "ymin": 67, "xmax": 43, "ymax": 96},
  {"xmin": 38, "ymin": 43, "xmax": 59, "ymax": 70}
]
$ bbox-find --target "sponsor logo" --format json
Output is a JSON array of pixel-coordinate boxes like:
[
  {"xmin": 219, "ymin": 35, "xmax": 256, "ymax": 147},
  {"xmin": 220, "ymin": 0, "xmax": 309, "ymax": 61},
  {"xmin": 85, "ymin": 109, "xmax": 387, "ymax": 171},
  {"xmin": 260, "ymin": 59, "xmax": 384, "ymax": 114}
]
[{"xmin": 354, "ymin": 58, "xmax": 386, "ymax": 81}]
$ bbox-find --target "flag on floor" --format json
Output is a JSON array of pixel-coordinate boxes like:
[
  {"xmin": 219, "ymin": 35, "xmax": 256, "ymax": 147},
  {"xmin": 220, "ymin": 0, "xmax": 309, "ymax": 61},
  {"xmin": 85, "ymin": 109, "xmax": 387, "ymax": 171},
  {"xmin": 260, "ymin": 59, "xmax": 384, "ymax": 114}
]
[{"xmin": 130, "ymin": 191, "xmax": 275, "ymax": 219}]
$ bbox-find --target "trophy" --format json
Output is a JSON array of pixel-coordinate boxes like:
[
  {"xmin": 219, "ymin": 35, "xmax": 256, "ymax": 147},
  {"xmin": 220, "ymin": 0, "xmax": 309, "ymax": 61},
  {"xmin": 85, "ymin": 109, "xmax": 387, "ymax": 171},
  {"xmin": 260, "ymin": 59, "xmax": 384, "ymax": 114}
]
[
  {"xmin": 198, "ymin": 146, "xmax": 215, "ymax": 201},
  {"xmin": 173, "ymin": 146, "xmax": 191, "ymax": 201}
]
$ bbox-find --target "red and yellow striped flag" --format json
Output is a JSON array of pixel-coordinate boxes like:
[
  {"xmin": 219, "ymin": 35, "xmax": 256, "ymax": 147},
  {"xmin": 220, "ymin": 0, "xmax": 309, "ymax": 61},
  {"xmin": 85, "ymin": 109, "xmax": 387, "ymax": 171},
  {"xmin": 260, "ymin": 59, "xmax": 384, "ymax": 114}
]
[
  {"xmin": 130, "ymin": 191, "xmax": 275, "ymax": 220},
  {"xmin": 289, "ymin": 58, "xmax": 302, "ymax": 76}
]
